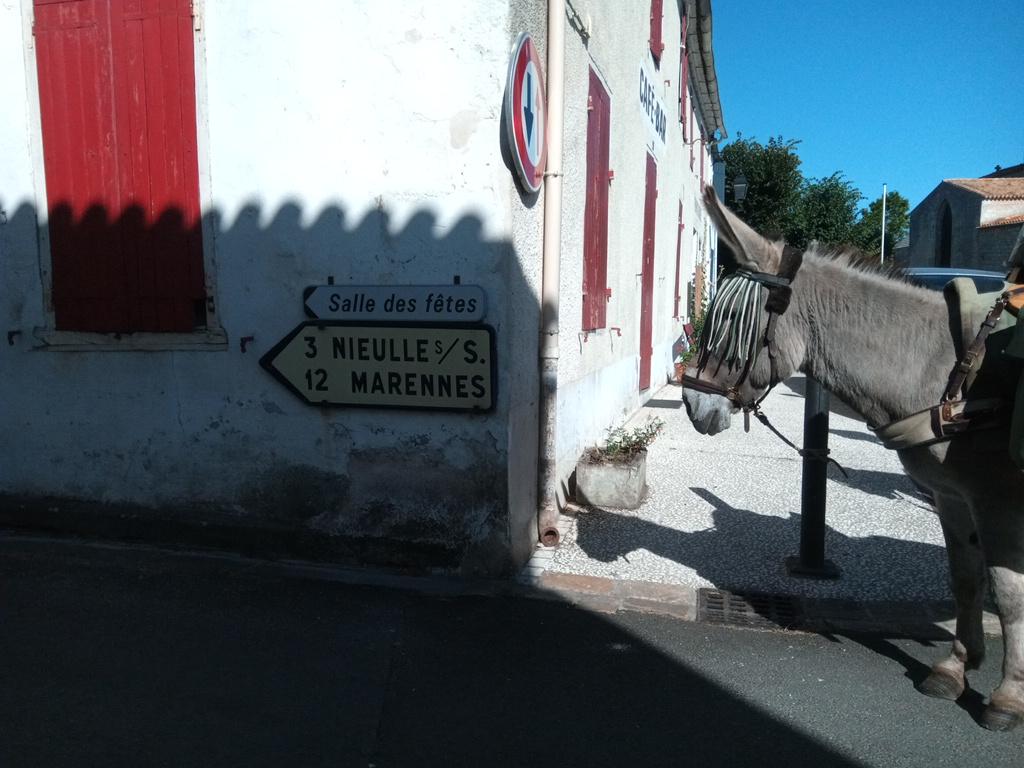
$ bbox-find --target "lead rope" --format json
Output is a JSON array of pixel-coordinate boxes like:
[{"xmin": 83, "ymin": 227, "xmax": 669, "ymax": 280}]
[{"xmin": 746, "ymin": 402, "xmax": 850, "ymax": 479}]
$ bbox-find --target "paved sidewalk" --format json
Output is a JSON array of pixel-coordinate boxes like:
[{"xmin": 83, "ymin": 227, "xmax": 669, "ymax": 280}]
[{"xmin": 526, "ymin": 375, "xmax": 996, "ymax": 634}]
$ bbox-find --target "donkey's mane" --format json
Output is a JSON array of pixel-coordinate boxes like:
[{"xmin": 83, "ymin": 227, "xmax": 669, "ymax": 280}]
[
  {"xmin": 804, "ymin": 242, "xmax": 899, "ymax": 277},
  {"xmin": 780, "ymin": 240, "xmax": 952, "ymax": 425},
  {"xmin": 801, "ymin": 242, "xmax": 934, "ymax": 296}
]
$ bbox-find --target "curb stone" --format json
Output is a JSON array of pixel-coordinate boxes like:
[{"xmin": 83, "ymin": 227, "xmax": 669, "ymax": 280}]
[
  {"xmin": 519, "ymin": 514, "xmax": 1002, "ymax": 638},
  {"xmin": 2, "ymin": 528, "xmax": 1002, "ymax": 640}
]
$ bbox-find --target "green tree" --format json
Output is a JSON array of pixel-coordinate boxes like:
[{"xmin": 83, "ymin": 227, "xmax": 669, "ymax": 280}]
[
  {"xmin": 789, "ymin": 173, "xmax": 863, "ymax": 249},
  {"xmin": 851, "ymin": 191, "xmax": 910, "ymax": 263},
  {"xmin": 721, "ymin": 135, "xmax": 803, "ymax": 238},
  {"xmin": 721, "ymin": 133, "xmax": 910, "ymax": 263}
]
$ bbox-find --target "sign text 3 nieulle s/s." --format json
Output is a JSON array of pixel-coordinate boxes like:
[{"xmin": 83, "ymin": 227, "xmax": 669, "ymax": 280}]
[{"xmin": 260, "ymin": 323, "xmax": 495, "ymax": 411}]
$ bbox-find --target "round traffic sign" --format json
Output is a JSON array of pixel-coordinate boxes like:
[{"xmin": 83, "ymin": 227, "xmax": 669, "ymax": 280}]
[{"xmin": 505, "ymin": 32, "xmax": 547, "ymax": 194}]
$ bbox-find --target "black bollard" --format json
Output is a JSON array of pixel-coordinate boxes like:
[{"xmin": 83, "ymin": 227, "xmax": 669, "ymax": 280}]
[{"xmin": 785, "ymin": 376, "xmax": 840, "ymax": 579}]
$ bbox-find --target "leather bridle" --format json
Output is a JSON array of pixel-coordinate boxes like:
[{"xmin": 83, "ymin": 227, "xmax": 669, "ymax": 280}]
[
  {"xmin": 681, "ymin": 245, "xmax": 848, "ymax": 475},
  {"xmin": 682, "ymin": 246, "xmax": 804, "ymax": 420}
]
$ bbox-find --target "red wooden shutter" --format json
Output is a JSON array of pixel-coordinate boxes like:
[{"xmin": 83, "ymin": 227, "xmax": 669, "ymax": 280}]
[
  {"xmin": 649, "ymin": 0, "xmax": 664, "ymax": 61},
  {"xmin": 673, "ymin": 202, "xmax": 684, "ymax": 318},
  {"xmin": 689, "ymin": 114, "xmax": 695, "ymax": 170},
  {"xmin": 35, "ymin": 0, "xmax": 118, "ymax": 331},
  {"xmin": 582, "ymin": 69, "xmax": 611, "ymax": 331},
  {"xmin": 679, "ymin": 9, "xmax": 688, "ymax": 134},
  {"xmin": 694, "ymin": 261, "xmax": 706, "ymax": 318},
  {"xmin": 639, "ymin": 154, "xmax": 657, "ymax": 391},
  {"xmin": 34, "ymin": 0, "xmax": 205, "ymax": 333},
  {"xmin": 700, "ymin": 137, "xmax": 705, "ymax": 186}
]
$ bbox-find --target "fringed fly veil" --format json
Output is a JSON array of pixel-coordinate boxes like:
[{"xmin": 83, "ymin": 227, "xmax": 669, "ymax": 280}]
[{"xmin": 697, "ymin": 271, "xmax": 765, "ymax": 377}]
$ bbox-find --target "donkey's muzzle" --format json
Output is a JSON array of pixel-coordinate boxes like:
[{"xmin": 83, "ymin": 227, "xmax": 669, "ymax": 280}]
[{"xmin": 682, "ymin": 389, "xmax": 734, "ymax": 435}]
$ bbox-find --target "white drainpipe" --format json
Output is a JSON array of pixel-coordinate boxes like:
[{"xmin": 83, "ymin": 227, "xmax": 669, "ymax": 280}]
[{"xmin": 537, "ymin": 0, "xmax": 565, "ymax": 546}]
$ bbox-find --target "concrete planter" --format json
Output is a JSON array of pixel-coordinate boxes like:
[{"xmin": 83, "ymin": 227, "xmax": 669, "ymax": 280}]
[{"xmin": 575, "ymin": 451, "xmax": 648, "ymax": 509}]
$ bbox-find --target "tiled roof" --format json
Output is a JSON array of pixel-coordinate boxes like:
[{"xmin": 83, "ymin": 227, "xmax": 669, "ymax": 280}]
[
  {"xmin": 980, "ymin": 213, "xmax": 1024, "ymax": 229},
  {"xmin": 945, "ymin": 178, "xmax": 1024, "ymax": 200},
  {"xmin": 983, "ymin": 162, "xmax": 1024, "ymax": 178}
]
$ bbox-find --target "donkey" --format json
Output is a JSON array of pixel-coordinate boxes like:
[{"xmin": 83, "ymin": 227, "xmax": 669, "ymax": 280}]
[{"xmin": 683, "ymin": 186, "xmax": 1024, "ymax": 731}]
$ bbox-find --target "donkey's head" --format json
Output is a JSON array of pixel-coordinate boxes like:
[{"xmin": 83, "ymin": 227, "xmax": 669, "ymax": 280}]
[{"xmin": 682, "ymin": 187, "xmax": 803, "ymax": 434}]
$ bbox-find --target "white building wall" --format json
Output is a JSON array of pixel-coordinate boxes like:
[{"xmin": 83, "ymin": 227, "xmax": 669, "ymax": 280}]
[
  {"xmin": 552, "ymin": 0, "xmax": 716, "ymax": 498},
  {"xmin": 0, "ymin": 3, "xmax": 43, "ymax": 324},
  {"xmin": 981, "ymin": 199, "xmax": 1024, "ymax": 227},
  {"xmin": 0, "ymin": 0, "xmax": 719, "ymax": 569},
  {"xmin": 0, "ymin": 0, "xmax": 545, "ymax": 574}
]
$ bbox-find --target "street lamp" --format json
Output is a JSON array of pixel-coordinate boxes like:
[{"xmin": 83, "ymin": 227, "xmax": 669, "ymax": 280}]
[
  {"xmin": 733, "ymin": 172, "xmax": 748, "ymax": 204},
  {"xmin": 880, "ymin": 183, "xmax": 888, "ymax": 266}
]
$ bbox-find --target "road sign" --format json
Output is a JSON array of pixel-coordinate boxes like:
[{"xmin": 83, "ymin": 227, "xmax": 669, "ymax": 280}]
[
  {"xmin": 260, "ymin": 322, "xmax": 496, "ymax": 411},
  {"xmin": 303, "ymin": 285, "xmax": 487, "ymax": 322},
  {"xmin": 505, "ymin": 32, "xmax": 547, "ymax": 193}
]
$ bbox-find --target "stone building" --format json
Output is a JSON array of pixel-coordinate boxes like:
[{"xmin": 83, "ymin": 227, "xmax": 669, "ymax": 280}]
[{"xmin": 908, "ymin": 165, "xmax": 1024, "ymax": 270}]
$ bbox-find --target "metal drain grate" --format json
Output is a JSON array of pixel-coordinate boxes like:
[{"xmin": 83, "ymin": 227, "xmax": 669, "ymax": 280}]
[{"xmin": 697, "ymin": 589, "xmax": 803, "ymax": 630}]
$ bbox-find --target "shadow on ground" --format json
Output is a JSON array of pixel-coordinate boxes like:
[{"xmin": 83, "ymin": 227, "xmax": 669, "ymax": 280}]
[
  {"xmin": 572, "ymin": 488, "xmax": 949, "ymax": 601},
  {"xmin": 848, "ymin": 634, "xmax": 990, "ymax": 727},
  {"xmin": 0, "ymin": 536, "xmax": 865, "ymax": 767},
  {"xmin": 643, "ymin": 398, "xmax": 683, "ymax": 410},
  {"xmin": 828, "ymin": 466, "xmax": 934, "ymax": 504},
  {"xmin": 778, "ymin": 376, "xmax": 863, "ymax": 420},
  {"xmin": 830, "ymin": 427, "xmax": 883, "ymax": 444}
]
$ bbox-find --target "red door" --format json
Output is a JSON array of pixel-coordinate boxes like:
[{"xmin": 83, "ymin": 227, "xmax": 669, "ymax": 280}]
[{"xmin": 639, "ymin": 153, "xmax": 657, "ymax": 391}]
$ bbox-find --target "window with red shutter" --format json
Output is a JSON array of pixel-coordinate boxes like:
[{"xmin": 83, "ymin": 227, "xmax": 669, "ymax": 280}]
[
  {"xmin": 649, "ymin": 0, "xmax": 664, "ymax": 62},
  {"xmin": 689, "ymin": 114, "xmax": 696, "ymax": 170},
  {"xmin": 700, "ymin": 137, "xmax": 705, "ymax": 186},
  {"xmin": 33, "ymin": 0, "xmax": 206, "ymax": 333},
  {"xmin": 582, "ymin": 68, "xmax": 611, "ymax": 331},
  {"xmin": 639, "ymin": 154, "xmax": 657, "ymax": 391},
  {"xmin": 673, "ymin": 202, "xmax": 684, "ymax": 318},
  {"xmin": 679, "ymin": 5, "xmax": 688, "ymax": 134}
]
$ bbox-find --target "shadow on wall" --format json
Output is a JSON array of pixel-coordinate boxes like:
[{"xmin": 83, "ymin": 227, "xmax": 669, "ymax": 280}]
[{"xmin": 0, "ymin": 198, "xmax": 540, "ymax": 576}]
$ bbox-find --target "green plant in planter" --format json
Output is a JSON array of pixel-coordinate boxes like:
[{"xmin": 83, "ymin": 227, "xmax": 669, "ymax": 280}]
[
  {"xmin": 577, "ymin": 417, "xmax": 664, "ymax": 508},
  {"xmin": 585, "ymin": 418, "xmax": 664, "ymax": 464},
  {"xmin": 681, "ymin": 289, "xmax": 711, "ymax": 366}
]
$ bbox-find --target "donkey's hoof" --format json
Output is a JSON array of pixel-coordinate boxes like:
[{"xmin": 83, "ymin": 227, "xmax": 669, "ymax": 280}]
[
  {"xmin": 918, "ymin": 669, "xmax": 964, "ymax": 701},
  {"xmin": 980, "ymin": 705, "xmax": 1022, "ymax": 732}
]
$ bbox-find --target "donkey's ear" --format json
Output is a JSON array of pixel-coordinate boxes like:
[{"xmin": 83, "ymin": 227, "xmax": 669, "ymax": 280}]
[{"xmin": 702, "ymin": 185, "xmax": 782, "ymax": 273}]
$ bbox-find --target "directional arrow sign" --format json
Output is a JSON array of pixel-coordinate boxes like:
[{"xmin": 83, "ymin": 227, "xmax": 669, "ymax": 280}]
[
  {"xmin": 524, "ymin": 71, "xmax": 534, "ymax": 143},
  {"xmin": 303, "ymin": 284, "xmax": 487, "ymax": 322},
  {"xmin": 505, "ymin": 32, "xmax": 546, "ymax": 193},
  {"xmin": 260, "ymin": 322, "xmax": 496, "ymax": 411}
]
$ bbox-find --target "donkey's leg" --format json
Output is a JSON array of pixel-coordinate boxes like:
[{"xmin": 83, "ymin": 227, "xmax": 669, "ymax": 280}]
[
  {"xmin": 983, "ymin": 563, "xmax": 1024, "ymax": 730},
  {"xmin": 918, "ymin": 493, "xmax": 987, "ymax": 701},
  {"xmin": 974, "ymin": 505, "xmax": 1024, "ymax": 731}
]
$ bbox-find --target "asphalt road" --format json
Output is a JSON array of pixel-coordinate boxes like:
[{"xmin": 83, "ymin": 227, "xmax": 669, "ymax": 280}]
[{"xmin": 1, "ymin": 534, "xmax": 1021, "ymax": 767}]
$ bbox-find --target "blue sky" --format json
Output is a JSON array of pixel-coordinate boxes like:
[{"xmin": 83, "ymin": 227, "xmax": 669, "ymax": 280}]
[{"xmin": 712, "ymin": 1, "xmax": 1024, "ymax": 210}]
